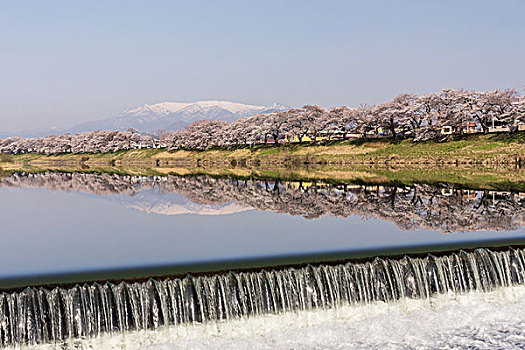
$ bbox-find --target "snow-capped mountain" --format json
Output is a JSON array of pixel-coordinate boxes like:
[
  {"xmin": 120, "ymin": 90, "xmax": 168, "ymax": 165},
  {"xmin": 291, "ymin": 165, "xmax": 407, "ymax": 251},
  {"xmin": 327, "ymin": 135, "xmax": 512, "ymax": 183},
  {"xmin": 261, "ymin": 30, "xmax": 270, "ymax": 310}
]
[{"xmin": 66, "ymin": 101, "xmax": 289, "ymax": 134}]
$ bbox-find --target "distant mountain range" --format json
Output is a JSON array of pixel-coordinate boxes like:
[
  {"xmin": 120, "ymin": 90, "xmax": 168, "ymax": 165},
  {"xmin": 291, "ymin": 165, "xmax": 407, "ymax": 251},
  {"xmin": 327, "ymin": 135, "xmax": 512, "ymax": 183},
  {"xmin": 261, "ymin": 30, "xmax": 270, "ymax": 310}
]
[
  {"xmin": 67, "ymin": 101, "xmax": 289, "ymax": 134},
  {"xmin": 1, "ymin": 101, "xmax": 289, "ymax": 138}
]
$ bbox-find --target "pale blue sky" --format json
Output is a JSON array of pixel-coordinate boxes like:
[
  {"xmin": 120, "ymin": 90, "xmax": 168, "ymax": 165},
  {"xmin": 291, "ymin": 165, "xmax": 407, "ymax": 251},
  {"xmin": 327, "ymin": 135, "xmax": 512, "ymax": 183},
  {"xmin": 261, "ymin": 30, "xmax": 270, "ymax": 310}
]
[{"xmin": 1, "ymin": 0, "xmax": 524, "ymax": 132}]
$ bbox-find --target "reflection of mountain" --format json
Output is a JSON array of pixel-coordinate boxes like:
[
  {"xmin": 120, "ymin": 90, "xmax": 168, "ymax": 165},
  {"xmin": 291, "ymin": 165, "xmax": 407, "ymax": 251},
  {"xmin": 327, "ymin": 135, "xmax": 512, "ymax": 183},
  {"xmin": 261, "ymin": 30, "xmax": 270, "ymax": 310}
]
[
  {"xmin": 1, "ymin": 172, "xmax": 524, "ymax": 232},
  {"xmin": 113, "ymin": 191, "xmax": 251, "ymax": 216},
  {"xmin": 0, "ymin": 172, "xmax": 251, "ymax": 216}
]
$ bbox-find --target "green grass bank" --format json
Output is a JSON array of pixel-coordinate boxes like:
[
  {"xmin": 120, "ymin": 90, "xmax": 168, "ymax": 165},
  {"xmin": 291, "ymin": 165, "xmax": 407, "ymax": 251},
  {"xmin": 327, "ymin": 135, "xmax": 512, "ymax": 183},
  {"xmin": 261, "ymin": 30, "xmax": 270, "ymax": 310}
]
[{"xmin": 2, "ymin": 133, "xmax": 525, "ymax": 169}]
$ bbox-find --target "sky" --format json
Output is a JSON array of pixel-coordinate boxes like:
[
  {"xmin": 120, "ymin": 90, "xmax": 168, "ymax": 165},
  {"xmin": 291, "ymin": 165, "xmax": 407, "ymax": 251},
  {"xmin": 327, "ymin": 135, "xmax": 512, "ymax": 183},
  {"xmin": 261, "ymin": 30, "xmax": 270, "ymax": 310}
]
[{"xmin": 1, "ymin": 0, "xmax": 524, "ymax": 133}]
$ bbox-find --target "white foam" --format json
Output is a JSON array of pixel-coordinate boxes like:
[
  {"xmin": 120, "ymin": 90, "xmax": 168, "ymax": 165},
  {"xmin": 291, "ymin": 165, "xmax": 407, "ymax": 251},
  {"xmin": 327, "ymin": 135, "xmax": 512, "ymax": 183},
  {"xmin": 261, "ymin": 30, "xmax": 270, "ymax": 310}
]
[{"xmin": 25, "ymin": 285, "xmax": 525, "ymax": 350}]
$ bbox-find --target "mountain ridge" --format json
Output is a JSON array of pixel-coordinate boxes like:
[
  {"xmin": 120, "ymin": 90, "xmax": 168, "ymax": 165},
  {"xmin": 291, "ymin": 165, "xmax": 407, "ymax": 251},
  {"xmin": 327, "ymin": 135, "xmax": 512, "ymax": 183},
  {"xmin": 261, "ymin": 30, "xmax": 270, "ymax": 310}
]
[
  {"xmin": 0, "ymin": 101, "xmax": 289, "ymax": 138},
  {"xmin": 66, "ymin": 100, "xmax": 289, "ymax": 134}
]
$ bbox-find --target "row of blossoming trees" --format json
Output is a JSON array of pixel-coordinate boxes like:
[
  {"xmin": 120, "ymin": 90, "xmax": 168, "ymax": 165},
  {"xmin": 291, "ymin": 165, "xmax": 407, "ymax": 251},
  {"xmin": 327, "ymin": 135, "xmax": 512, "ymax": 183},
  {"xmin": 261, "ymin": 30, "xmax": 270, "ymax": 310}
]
[{"xmin": 1, "ymin": 89, "xmax": 524, "ymax": 154}]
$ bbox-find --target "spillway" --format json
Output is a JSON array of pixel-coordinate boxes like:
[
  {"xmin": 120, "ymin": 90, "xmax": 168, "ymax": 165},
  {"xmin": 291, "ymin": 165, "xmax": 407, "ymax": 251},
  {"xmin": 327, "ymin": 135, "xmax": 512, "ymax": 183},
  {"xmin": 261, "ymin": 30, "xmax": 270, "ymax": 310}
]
[{"xmin": 2, "ymin": 247, "xmax": 525, "ymax": 347}]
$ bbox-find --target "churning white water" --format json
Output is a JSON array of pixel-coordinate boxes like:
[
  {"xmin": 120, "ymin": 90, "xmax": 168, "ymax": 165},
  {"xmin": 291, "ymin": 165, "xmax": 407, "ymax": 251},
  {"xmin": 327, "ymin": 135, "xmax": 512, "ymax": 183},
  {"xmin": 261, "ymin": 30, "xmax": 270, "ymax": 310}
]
[
  {"xmin": 4, "ymin": 247, "xmax": 525, "ymax": 349},
  {"xmin": 23, "ymin": 285, "xmax": 525, "ymax": 350}
]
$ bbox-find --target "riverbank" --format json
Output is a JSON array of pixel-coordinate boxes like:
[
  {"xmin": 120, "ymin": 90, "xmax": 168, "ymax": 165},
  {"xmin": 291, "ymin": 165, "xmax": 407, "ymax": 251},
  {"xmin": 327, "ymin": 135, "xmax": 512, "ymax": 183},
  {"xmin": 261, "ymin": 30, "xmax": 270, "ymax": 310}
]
[
  {"xmin": 1, "ymin": 160, "xmax": 524, "ymax": 191},
  {"xmin": 2, "ymin": 133, "xmax": 525, "ymax": 169},
  {"xmin": 1, "ymin": 134, "xmax": 525, "ymax": 190}
]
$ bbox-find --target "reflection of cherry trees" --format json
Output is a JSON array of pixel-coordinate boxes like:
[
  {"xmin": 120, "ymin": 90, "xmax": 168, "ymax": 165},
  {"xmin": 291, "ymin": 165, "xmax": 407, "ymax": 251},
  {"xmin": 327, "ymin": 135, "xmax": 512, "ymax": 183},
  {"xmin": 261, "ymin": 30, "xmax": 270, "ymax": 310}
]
[
  {"xmin": 1, "ymin": 89, "xmax": 524, "ymax": 154},
  {"xmin": 168, "ymin": 177, "xmax": 525, "ymax": 233},
  {"xmin": 0, "ymin": 172, "xmax": 142, "ymax": 195},
  {"xmin": 1, "ymin": 172, "xmax": 524, "ymax": 233}
]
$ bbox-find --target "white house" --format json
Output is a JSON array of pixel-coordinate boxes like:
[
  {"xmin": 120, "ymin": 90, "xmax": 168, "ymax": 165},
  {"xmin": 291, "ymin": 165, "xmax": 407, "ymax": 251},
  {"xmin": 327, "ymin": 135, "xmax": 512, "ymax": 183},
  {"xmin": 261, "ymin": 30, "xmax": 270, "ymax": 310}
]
[
  {"xmin": 488, "ymin": 117, "xmax": 510, "ymax": 133},
  {"xmin": 440, "ymin": 126, "xmax": 454, "ymax": 135}
]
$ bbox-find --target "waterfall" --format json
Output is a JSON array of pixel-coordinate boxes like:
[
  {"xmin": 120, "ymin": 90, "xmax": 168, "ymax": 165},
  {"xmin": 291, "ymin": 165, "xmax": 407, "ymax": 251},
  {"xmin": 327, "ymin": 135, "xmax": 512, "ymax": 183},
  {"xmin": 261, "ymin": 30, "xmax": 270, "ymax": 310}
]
[{"xmin": 1, "ymin": 247, "xmax": 525, "ymax": 347}]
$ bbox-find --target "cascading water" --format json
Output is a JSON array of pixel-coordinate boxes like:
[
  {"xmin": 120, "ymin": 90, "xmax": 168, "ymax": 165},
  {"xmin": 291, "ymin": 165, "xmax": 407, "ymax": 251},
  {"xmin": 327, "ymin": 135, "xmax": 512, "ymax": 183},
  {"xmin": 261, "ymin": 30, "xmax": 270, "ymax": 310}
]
[{"xmin": 1, "ymin": 247, "xmax": 525, "ymax": 347}]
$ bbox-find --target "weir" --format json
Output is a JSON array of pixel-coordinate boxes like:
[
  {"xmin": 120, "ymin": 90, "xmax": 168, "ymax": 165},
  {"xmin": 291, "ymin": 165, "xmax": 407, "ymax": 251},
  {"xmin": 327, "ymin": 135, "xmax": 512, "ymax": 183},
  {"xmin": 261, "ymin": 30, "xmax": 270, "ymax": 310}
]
[{"xmin": 1, "ymin": 247, "xmax": 525, "ymax": 347}]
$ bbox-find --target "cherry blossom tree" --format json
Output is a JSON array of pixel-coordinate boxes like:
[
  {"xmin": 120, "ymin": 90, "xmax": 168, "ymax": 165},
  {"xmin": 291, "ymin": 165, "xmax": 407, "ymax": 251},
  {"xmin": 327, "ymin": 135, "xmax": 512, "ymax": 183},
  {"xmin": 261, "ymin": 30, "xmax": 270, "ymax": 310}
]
[
  {"xmin": 176, "ymin": 120, "xmax": 228, "ymax": 150},
  {"xmin": 2, "ymin": 88, "xmax": 524, "ymax": 154}
]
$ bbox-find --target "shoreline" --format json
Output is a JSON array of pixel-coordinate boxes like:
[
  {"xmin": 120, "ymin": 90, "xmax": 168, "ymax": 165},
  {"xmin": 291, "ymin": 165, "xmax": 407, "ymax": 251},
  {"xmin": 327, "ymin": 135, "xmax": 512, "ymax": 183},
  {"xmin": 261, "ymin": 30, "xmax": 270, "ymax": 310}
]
[
  {"xmin": 1, "ymin": 135, "xmax": 525, "ymax": 191},
  {"xmin": 1, "ymin": 161, "xmax": 524, "ymax": 191},
  {"xmin": 1, "ymin": 163, "xmax": 524, "ymax": 191},
  {"xmin": 2, "ymin": 134, "xmax": 525, "ymax": 169}
]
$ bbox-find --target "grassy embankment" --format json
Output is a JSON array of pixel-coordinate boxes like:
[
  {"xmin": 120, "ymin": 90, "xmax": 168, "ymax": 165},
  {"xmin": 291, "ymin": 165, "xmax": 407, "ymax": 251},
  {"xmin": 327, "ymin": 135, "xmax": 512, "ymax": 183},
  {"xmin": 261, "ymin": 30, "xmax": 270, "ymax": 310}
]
[{"xmin": 1, "ymin": 133, "xmax": 525, "ymax": 190}]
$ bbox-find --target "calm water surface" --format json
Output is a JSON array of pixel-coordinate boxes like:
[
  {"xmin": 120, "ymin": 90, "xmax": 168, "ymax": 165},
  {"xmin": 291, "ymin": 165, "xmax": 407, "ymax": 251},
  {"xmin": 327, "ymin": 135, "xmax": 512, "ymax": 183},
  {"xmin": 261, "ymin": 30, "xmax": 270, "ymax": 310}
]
[{"xmin": 0, "ymin": 172, "xmax": 523, "ymax": 282}]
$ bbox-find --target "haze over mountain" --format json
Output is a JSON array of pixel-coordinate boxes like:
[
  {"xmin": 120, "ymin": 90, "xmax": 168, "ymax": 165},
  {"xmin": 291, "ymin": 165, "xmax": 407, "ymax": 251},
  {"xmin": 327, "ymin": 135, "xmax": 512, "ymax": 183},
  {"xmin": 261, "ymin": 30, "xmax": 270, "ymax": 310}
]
[
  {"xmin": 66, "ymin": 100, "xmax": 288, "ymax": 134},
  {"xmin": 0, "ymin": 101, "xmax": 289, "ymax": 138}
]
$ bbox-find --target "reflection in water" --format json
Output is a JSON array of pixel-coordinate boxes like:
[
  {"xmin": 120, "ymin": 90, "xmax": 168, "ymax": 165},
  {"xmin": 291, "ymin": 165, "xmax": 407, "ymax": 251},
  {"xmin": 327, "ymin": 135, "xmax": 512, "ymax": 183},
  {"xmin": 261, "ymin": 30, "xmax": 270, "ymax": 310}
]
[
  {"xmin": 1, "ymin": 247, "xmax": 525, "ymax": 347},
  {"xmin": 1, "ymin": 172, "xmax": 524, "ymax": 233}
]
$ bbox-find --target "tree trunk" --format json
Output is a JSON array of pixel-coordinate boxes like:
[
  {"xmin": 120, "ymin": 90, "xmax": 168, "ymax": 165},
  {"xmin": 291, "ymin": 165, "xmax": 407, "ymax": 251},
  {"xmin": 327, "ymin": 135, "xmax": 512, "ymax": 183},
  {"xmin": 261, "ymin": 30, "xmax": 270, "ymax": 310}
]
[{"xmin": 390, "ymin": 125, "xmax": 397, "ymax": 139}]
